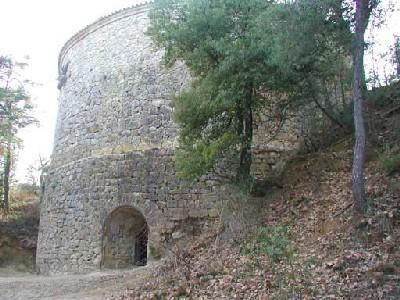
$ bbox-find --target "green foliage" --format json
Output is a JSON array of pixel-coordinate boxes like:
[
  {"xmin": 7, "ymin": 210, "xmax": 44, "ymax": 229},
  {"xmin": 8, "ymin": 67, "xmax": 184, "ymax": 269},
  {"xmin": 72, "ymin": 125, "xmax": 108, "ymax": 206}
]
[
  {"xmin": 13, "ymin": 183, "xmax": 39, "ymax": 195},
  {"xmin": 0, "ymin": 55, "xmax": 37, "ymax": 211},
  {"xmin": 149, "ymin": 245, "xmax": 162, "ymax": 260},
  {"xmin": 302, "ymin": 101, "xmax": 354, "ymax": 152},
  {"xmin": 367, "ymin": 81, "xmax": 400, "ymax": 109},
  {"xmin": 338, "ymin": 103, "xmax": 355, "ymax": 130},
  {"xmin": 0, "ymin": 56, "xmax": 36, "ymax": 146},
  {"xmin": 242, "ymin": 226, "xmax": 295, "ymax": 262},
  {"xmin": 148, "ymin": 0, "xmax": 353, "ymax": 182},
  {"xmin": 381, "ymin": 153, "xmax": 400, "ymax": 175},
  {"xmin": 176, "ymin": 130, "xmax": 239, "ymax": 181},
  {"xmin": 149, "ymin": 0, "xmax": 272, "ymax": 181}
]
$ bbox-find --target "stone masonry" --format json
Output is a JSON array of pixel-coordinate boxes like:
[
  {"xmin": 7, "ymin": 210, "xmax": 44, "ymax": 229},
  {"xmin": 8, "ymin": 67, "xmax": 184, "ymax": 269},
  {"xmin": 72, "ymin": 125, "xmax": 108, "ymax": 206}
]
[{"xmin": 36, "ymin": 3, "xmax": 302, "ymax": 274}]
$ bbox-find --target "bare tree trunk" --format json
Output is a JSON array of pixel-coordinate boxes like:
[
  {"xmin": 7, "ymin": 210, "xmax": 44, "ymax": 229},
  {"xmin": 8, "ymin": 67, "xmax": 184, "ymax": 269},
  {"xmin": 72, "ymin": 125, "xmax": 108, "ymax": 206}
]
[
  {"xmin": 0, "ymin": 171, "xmax": 3, "ymax": 209},
  {"xmin": 3, "ymin": 141, "xmax": 11, "ymax": 212},
  {"xmin": 313, "ymin": 96, "xmax": 345, "ymax": 129},
  {"xmin": 237, "ymin": 87, "xmax": 253, "ymax": 179},
  {"xmin": 395, "ymin": 37, "xmax": 400, "ymax": 78},
  {"xmin": 352, "ymin": 0, "xmax": 370, "ymax": 213}
]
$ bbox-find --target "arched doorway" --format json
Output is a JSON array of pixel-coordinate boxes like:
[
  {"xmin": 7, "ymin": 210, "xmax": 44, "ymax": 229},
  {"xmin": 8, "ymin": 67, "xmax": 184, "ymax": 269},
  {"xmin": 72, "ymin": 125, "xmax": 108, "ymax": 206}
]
[{"xmin": 102, "ymin": 206, "xmax": 148, "ymax": 269}]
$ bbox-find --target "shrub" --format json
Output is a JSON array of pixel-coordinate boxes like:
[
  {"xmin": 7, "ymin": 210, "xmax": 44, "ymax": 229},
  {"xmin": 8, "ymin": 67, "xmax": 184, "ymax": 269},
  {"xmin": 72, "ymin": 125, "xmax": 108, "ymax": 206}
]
[
  {"xmin": 381, "ymin": 153, "xmax": 400, "ymax": 175},
  {"xmin": 13, "ymin": 183, "xmax": 39, "ymax": 195},
  {"xmin": 242, "ymin": 226, "xmax": 295, "ymax": 262},
  {"xmin": 367, "ymin": 81, "xmax": 400, "ymax": 109}
]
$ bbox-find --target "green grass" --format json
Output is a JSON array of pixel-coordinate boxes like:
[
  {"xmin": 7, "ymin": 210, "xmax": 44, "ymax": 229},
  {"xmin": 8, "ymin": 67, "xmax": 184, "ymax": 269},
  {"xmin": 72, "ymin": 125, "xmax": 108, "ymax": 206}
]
[{"xmin": 242, "ymin": 226, "xmax": 295, "ymax": 262}]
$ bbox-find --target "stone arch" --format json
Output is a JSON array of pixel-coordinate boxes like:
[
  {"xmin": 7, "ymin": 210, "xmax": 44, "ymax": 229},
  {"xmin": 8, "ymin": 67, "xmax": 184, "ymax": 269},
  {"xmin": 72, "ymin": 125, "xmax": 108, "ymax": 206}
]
[{"xmin": 101, "ymin": 206, "xmax": 148, "ymax": 269}]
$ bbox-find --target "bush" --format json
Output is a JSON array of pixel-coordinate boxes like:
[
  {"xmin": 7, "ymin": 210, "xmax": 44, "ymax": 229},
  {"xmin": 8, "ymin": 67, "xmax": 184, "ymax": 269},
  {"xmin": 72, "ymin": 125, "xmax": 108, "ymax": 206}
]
[
  {"xmin": 301, "ymin": 103, "xmax": 354, "ymax": 153},
  {"xmin": 381, "ymin": 153, "xmax": 400, "ymax": 175},
  {"xmin": 13, "ymin": 183, "xmax": 39, "ymax": 195},
  {"xmin": 367, "ymin": 81, "xmax": 400, "ymax": 110},
  {"xmin": 242, "ymin": 226, "xmax": 295, "ymax": 262}
]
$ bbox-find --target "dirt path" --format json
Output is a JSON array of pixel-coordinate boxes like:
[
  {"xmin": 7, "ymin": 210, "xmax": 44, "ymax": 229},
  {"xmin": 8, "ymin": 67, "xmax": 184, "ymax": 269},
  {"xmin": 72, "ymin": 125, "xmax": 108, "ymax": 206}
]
[{"xmin": 0, "ymin": 264, "xmax": 153, "ymax": 300}]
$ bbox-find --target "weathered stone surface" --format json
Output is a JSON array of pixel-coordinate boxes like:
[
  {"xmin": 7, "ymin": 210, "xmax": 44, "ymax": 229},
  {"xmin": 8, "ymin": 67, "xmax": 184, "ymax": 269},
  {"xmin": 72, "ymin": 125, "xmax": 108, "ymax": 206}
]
[
  {"xmin": 36, "ymin": 4, "xmax": 220, "ymax": 275},
  {"xmin": 37, "ymin": 3, "xmax": 302, "ymax": 275},
  {"xmin": 252, "ymin": 109, "xmax": 303, "ymax": 180}
]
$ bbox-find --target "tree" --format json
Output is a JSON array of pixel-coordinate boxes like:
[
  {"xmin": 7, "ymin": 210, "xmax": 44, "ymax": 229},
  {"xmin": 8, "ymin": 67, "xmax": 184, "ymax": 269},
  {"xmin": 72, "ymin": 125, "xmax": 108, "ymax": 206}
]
[
  {"xmin": 148, "ymin": 0, "xmax": 352, "ymax": 184},
  {"xmin": 148, "ymin": 0, "xmax": 270, "ymax": 183},
  {"xmin": 0, "ymin": 56, "xmax": 37, "ymax": 212},
  {"xmin": 26, "ymin": 155, "xmax": 49, "ymax": 189},
  {"xmin": 393, "ymin": 36, "xmax": 400, "ymax": 78},
  {"xmin": 255, "ymin": 0, "xmax": 353, "ymax": 129},
  {"xmin": 351, "ymin": 0, "xmax": 379, "ymax": 213}
]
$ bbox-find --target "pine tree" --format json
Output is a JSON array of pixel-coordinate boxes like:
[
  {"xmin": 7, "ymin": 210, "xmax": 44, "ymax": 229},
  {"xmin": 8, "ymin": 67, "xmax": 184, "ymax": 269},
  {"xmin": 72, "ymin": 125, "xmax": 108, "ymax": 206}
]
[
  {"xmin": 148, "ymin": 0, "xmax": 352, "ymax": 185},
  {"xmin": 0, "ymin": 56, "xmax": 37, "ymax": 211},
  {"xmin": 351, "ymin": 0, "xmax": 379, "ymax": 213}
]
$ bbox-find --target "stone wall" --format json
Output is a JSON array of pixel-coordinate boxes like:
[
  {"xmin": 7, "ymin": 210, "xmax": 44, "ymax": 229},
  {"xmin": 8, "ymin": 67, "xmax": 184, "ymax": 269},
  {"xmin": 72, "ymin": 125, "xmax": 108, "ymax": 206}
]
[
  {"xmin": 36, "ymin": 3, "xmax": 302, "ymax": 274},
  {"xmin": 36, "ymin": 4, "xmax": 220, "ymax": 274},
  {"xmin": 252, "ymin": 109, "xmax": 303, "ymax": 180}
]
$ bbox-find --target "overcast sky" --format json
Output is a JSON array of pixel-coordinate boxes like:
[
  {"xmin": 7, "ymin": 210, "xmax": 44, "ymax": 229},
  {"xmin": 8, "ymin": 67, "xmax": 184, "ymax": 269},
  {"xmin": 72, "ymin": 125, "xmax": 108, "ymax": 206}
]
[
  {"xmin": 0, "ymin": 0, "xmax": 399, "ymax": 183},
  {"xmin": 0, "ymin": 0, "xmax": 145, "ymax": 182}
]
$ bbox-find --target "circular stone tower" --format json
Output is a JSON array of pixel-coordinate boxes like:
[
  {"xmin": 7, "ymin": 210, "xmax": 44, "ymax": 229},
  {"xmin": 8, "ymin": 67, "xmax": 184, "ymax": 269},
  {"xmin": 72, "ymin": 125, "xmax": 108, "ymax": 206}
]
[{"xmin": 36, "ymin": 3, "xmax": 220, "ymax": 274}]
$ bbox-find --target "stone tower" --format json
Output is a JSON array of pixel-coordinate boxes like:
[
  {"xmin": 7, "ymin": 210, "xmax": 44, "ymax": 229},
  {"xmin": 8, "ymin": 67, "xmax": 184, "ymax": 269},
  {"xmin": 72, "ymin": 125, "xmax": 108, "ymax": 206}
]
[
  {"xmin": 36, "ymin": 3, "xmax": 221, "ymax": 274},
  {"xmin": 36, "ymin": 2, "xmax": 303, "ymax": 275}
]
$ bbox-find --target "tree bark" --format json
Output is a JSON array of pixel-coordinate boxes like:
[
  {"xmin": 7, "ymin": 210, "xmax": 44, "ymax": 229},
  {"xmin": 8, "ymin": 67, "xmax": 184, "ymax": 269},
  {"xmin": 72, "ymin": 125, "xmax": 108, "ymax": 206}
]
[
  {"xmin": 395, "ymin": 37, "xmax": 400, "ymax": 77},
  {"xmin": 352, "ymin": 0, "xmax": 370, "ymax": 213},
  {"xmin": 238, "ymin": 87, "xmax": 253, "ymax": 178},
  {"xmin": 3, "ymin": 141, "xmax": 11, "ymax": 212},
  {"xmin": 313, "ymin": 97, "xmax": 345, "ymax": 129}
]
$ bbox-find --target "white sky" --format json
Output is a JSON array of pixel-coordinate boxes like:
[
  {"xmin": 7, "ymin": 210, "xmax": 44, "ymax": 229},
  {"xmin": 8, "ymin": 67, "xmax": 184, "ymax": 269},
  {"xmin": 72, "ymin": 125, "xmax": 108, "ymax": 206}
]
[
  {"xmin": 0, "ymin": 0, "xmax": 399, "ymax": 183},
  {"xmin": 0, "ymin": 0, "xmax": 145, "ymax": 182}
]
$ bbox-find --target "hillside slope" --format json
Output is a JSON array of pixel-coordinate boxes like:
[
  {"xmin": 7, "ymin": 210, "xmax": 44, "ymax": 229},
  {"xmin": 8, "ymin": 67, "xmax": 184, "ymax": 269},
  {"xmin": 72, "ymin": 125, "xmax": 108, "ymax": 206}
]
[
  {"xmin": 0, "ymin": 189, "xmax": 39, "ymax": 274},
  {"xmin": 118, "ymin": 83, "xmax": 400, "ymax": 299}
]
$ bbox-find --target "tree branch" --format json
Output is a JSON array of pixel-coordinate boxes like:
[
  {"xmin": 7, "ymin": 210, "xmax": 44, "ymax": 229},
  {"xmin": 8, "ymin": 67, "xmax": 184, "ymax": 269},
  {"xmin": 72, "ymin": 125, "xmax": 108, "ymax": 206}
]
[{"xmin": 313, "ymin": 96, "xmax": 346, "ymax": 129}]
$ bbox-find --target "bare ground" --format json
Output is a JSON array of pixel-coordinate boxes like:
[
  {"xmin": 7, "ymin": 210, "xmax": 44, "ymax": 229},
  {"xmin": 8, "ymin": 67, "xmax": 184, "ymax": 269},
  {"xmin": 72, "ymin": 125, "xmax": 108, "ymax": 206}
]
[{"xmin": 0, "ymin": 264, "xmax": 153, "ymax": 300}]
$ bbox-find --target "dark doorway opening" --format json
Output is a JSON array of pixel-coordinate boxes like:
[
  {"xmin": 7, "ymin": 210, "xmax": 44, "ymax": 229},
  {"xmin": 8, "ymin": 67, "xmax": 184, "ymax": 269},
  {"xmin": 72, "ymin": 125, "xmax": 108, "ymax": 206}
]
[
  {"xmin": 101, "ymin": 206, "xmax": 148, "ymax": 269},
  {"xmin": 134, "ymin": 225, "xmax": 148, "ymax": 266}
]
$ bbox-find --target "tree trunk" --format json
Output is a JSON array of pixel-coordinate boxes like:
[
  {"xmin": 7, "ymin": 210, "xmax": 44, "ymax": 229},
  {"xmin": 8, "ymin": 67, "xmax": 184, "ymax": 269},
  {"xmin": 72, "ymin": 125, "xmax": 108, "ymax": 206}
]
[
  {"xmin": 395, "ymin": 37, "xmax": 400, "ymax": 77},
  {"xmin": 352, "ymin": 0, "xmax": 370, "ymax": 213},
  {"xmin": 3, "ymin": 141, "xmax": 11, "ymax": 212},
  {"xmin": 0, "ymin": 172, "xmax": 3, "ymax": 209},
  {"xmin": 313, "ymin": 96, "xmax": 345, "ymax": 129},
  {"xmin": 238, "ymin": 87, "xmax": 253, "ymax": 178}
]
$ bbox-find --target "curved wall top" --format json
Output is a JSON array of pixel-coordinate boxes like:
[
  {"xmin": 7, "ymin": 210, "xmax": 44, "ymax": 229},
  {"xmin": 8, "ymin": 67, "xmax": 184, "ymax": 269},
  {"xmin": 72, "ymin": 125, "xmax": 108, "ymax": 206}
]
[
  {"xmin": 52, "ymin": 1, "xmax": 189, "ymax": 168},
  {"xmin": 37, "ymin": 1, "xmax": 301, "ymax": 275},
  {"xmin": 59, "ymin": 2, "xmax": 152, "ymax": 70},
  {"xmin": 37, "ymin": 2, "xmax": 218, "ymax": 275}
]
